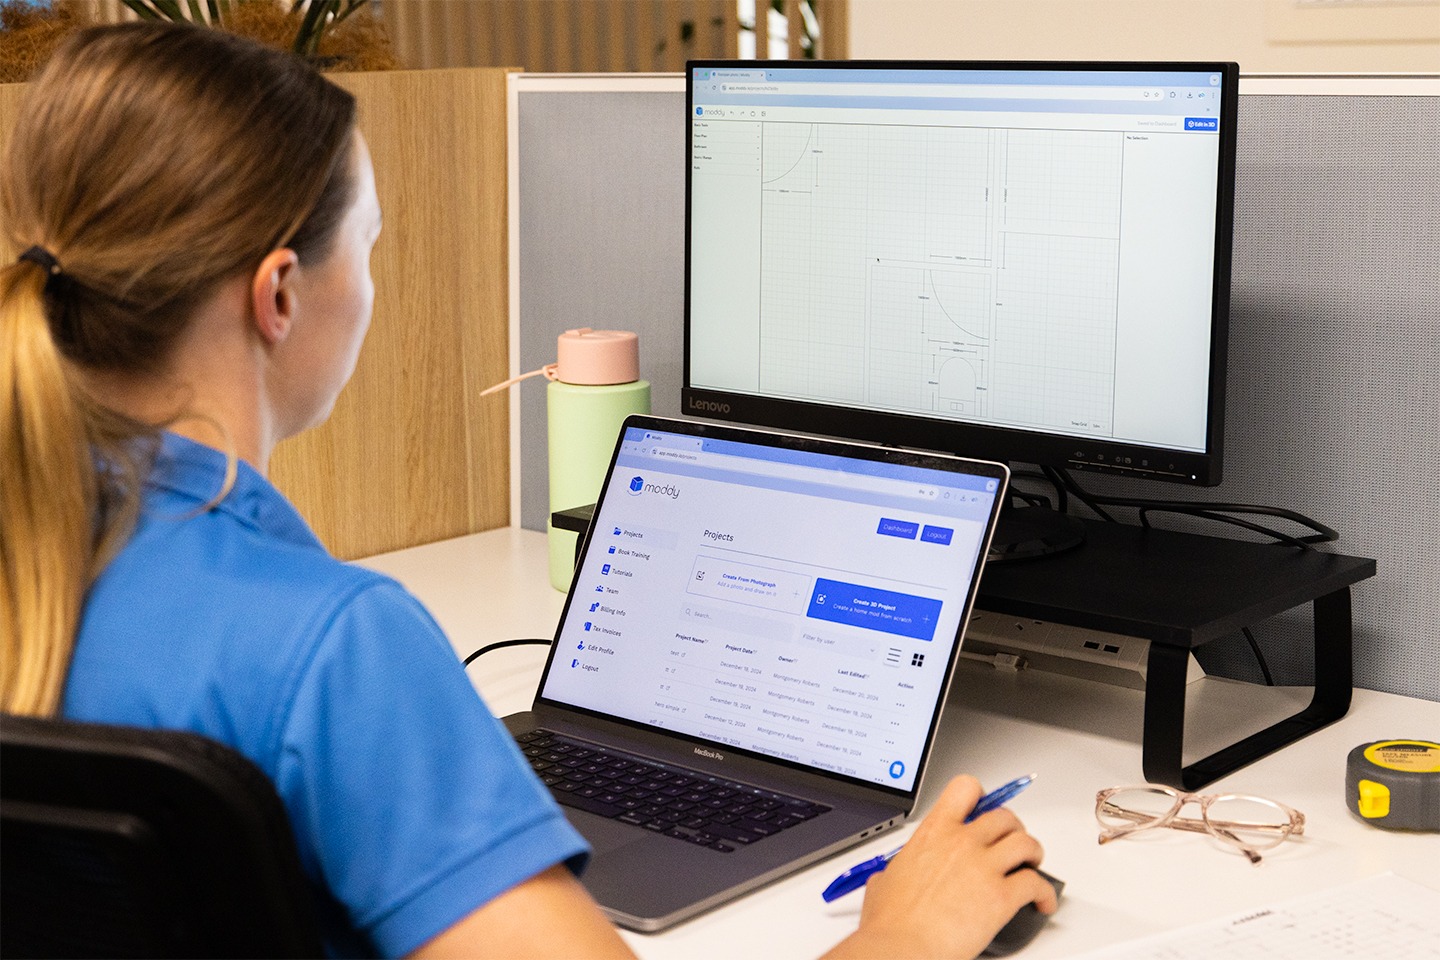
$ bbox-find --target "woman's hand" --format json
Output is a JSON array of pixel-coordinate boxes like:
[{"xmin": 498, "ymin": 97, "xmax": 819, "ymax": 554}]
[{"xmin": 826, "ymin": 775, "xmax": 1058, "ymax": 960}]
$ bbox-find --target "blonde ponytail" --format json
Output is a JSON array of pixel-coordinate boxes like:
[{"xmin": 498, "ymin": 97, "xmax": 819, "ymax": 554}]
[
  {"xmin": 1, "ymin": 261, "xmax": 96, "ymax": 715},
  {"xmin": 1, "ymin": 23, "xmax": 356, "ymax": 716}
]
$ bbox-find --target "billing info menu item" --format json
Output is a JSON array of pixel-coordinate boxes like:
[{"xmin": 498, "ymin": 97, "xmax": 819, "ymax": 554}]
[{"xmin": 539, "ymin": 440, "xmax": 996, "ymax": 791}]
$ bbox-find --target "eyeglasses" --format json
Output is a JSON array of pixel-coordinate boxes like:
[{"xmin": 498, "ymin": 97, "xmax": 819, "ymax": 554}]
[{"xmin": 1095, "ymin": 785, "xmax": 1305, "ymax": 864}]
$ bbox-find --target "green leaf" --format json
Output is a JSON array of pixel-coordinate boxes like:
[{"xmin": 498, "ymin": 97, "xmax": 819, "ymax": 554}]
[
  {"xmin": 119, "ymin": 0, "xmax": 163, "ymax": 20},
  {"xmin": 293, "ymin": 0, "xmax": 333, "ymax": 57},
  {"xmin": 149, "ymin": 0, "xmax": 186, "ymax": 20}
]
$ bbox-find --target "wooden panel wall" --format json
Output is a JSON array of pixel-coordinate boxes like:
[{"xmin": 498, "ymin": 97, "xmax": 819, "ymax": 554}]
[
  {"xmin": 271, "ymin": 68, "xmax": 513, "ymax": 559},
  {"xmin": 0, "ymin": 68, "xmax": 514, "ymax": 560},
  {"xmin": 384, "ymin": 0, "xmax": 854, "ymax": 71},
  {"xmin": 433, "ymin": 0, "xmax": 737, "ymax": 71}
]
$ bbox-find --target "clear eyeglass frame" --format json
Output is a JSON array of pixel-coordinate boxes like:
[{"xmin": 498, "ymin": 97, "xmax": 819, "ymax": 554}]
[{"xmin": 1094, "ymin": 784, "xmax": 1305, "ymax": 864}]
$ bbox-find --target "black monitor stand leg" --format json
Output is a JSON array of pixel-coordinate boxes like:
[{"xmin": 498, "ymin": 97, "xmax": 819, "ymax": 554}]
[{"xmin": 1141, "ymin": 587, "xmax": 1354, "ymax": 790}]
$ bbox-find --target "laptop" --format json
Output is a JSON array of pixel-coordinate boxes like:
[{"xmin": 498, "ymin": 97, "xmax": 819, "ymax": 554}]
[{"xmin": 504, "ymin": 415, "xmax": 1008, "ymax": 931}]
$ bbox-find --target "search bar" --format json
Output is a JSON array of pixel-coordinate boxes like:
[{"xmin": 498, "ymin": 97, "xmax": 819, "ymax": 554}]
[
  {"xmin": 697, "ymin": 451, "xmax": 939, "ymax": 500},
  {"xmin": 717, "ymin": 82, "xmax": 1164, "ymax": 102}
]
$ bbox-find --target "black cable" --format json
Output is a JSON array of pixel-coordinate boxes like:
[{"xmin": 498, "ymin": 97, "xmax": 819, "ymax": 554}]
[
  {"xmin": 1173, "ymin": 508, "xmax": 1318, "ymax": 550},
  {"xmin": 1045, "ymin": 465, "xmax": 1113, "ymax": 522},
  {"xmin": 463, "ymin": 638, "xmax": 551, "ymax": 667},
  {"xmin": 1008, "ymin": 468, "xmax": 1061, "ymax": 512},
  {"xmin": 1242, "ymin": 627, "xmax": 1275, "ymax": 686},
  {"xmin": 1010, "ymin": 488, "xmax": 1054, "ymax": 510},
  {"xmin": 1037, "ymin": 466, "xmax": 1068, "ymax": 514},
  {"xmin": 1053, "ymin": 467, "xmax": 1338, "ymax": 549}
]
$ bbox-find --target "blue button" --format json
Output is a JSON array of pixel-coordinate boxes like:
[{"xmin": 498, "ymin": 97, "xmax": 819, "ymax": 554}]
[
  {"xmin": 921, "ymin": 525, "xmax": 953, "ymax": 545},
  {"xmin": 889, "ymin": 760, "xmax": 906, "ymax": 780},
  {"xmin": 807, "ymin": 579, "xmax": 943, "ymax": 641},
  {"xmin": 1184, "ymin": 117, "xmax": 1217, "ymax": 131},
  {"xmin": 877, "ymin": 518, "xmax": 919, "ymax": 539}
]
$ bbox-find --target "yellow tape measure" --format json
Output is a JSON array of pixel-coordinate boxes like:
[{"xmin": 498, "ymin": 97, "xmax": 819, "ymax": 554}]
[{"xmin": 1345, "ymin": 740, "xmax": 1440, "ymax": 831}]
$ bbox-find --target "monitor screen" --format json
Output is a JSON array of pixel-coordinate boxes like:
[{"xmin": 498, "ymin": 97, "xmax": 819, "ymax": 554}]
[{"xmin": 683, "ymin": 60, "xmax": 1238, "ymax": 485}]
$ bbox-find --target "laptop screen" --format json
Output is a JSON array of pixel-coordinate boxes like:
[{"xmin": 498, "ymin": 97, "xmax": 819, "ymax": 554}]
[{"xmin": 536, "ymin": 419, "xmax": 1006, "ymax": 793}]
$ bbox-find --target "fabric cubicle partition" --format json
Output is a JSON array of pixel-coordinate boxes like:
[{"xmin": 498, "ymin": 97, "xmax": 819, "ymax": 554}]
[{"xmin": 509, "ymin": 74, "xmax": 1439, "ymax": 701}]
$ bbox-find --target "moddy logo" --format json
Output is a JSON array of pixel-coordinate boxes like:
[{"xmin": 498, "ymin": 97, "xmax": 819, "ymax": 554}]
[{"xmin": 627, "ymin": 475, "xmax": 681, "ymax": 500}]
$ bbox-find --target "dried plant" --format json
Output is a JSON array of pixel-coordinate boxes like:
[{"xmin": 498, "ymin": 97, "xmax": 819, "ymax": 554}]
[
  {"xmin": 123, "ymin": 0, "xmax": 367, "ymax": 59},
  {"xmin": 0, "ymin": 1, "xmax": 92, "ymax": 83}
]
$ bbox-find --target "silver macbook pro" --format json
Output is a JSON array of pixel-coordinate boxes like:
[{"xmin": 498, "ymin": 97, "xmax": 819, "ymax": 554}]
[{"xmin": 505, "ymin": 415, "xmax": 1008, "ymax": 931}]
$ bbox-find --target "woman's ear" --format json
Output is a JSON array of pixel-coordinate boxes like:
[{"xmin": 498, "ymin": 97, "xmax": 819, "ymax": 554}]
[{"xmin": 251, "ymin": 248, "xmax": 301, "ymax": 345}]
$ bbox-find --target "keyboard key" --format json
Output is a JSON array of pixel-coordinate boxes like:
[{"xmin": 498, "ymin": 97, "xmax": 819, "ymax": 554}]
[
  {"xmin": 706, "ymin": 824, "xmax": 758, "ymax": 844},
  {"xmin": 559, "ymin": 792, "xmax": 625, "ymax": 819}
]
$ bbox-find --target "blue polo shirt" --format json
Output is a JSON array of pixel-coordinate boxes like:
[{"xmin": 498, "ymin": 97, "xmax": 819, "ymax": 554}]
[{"xmin": 64, "ymin": 433, "xmax": 588, "ymax": 957}]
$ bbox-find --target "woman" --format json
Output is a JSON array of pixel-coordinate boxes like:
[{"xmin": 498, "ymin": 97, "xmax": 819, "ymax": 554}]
[{"xmin": 0, "ymin": 23, "xmax": 1055, "ymax": 958}]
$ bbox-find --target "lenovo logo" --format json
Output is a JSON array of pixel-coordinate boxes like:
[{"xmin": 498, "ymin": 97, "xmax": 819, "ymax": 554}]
[
  {"xmin": 687, "ymin": 397, "xmax": 732, "ymax": 415},
  {"xmin": 693, "ymin": 747, "xmax": 725, "ymax": 762}
]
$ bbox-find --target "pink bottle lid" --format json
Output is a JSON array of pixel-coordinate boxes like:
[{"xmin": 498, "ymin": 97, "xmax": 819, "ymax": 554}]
[{"xmin": 554, "ymin": 328, "xmax": 640, "ymax": 385}]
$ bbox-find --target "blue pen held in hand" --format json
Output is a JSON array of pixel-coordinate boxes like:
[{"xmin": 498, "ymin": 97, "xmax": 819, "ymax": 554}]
[{"xmin": 821, "ymin": 774, "xmax": 1038, "ymax": 902}]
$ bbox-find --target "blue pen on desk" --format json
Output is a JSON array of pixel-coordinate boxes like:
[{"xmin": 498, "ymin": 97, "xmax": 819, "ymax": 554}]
[{"xmin": 821, "ymin": 774, "xmax": 1037, "ymax": 902}]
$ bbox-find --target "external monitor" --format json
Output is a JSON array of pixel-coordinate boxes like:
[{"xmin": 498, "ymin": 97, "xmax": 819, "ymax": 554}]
[{"xmin": 683, "ymin": 60, "xmax": 1239, "ymax": 558}]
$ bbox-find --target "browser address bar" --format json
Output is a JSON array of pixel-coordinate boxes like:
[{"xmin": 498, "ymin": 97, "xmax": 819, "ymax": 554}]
[
  {"xmin": 682, "ymin": 449, "xmax": 940, "ymax": 500},
  {"xmin": 717, "ymin": 82, "xmax": 1163, "ymax": 101}
]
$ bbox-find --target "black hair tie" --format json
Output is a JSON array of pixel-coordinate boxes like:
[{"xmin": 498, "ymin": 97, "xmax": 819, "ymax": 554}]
[
  {"xmin": 19, "ymin": 245, "xmax": 61, "ymax": 276},
  {"xmin": 18, "ymin": 245, "xmax": 69, "ymax": 299}
]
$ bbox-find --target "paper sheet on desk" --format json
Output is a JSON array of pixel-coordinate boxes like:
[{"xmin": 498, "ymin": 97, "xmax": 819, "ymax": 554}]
[{"xmin": 1068, "ymin": 872, "xmax": 1440, "ymax": 959}]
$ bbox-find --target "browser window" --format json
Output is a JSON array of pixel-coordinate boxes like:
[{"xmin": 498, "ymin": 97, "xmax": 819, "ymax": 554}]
[
  {"xmin": 689, "ymin": 65, "xmax": 1227, "ymax": 454},
  {"xmin": 539, "ymin": 427, "xmax": 1000, "ymax": 790}
]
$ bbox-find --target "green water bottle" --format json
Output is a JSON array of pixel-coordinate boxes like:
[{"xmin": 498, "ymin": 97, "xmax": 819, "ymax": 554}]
[{"xmin": 546, "ymin": 329, "xmax": 650, "ymax": 590}]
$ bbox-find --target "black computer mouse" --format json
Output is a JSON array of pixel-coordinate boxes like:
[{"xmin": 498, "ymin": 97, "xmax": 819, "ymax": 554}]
[{"xmin": 981, "ymin": 869, "xmax": 1064, "ymax": 957}]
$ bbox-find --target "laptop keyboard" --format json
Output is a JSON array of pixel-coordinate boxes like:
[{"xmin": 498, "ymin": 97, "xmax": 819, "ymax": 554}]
[{"xmin": 517, "ymin": 729, "xmax": 830, "ymax": 853}]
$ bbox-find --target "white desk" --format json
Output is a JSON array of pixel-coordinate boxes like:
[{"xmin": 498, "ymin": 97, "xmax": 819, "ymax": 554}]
[{"xmin": 361, "ymin": 528, "xmax": 1440, "ymax": 959}]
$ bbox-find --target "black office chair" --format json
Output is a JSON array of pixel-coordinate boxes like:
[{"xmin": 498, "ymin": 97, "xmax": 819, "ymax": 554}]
[{"xmin": 1, "ymin": 713, "xmax": 324, "ymax": 959}]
